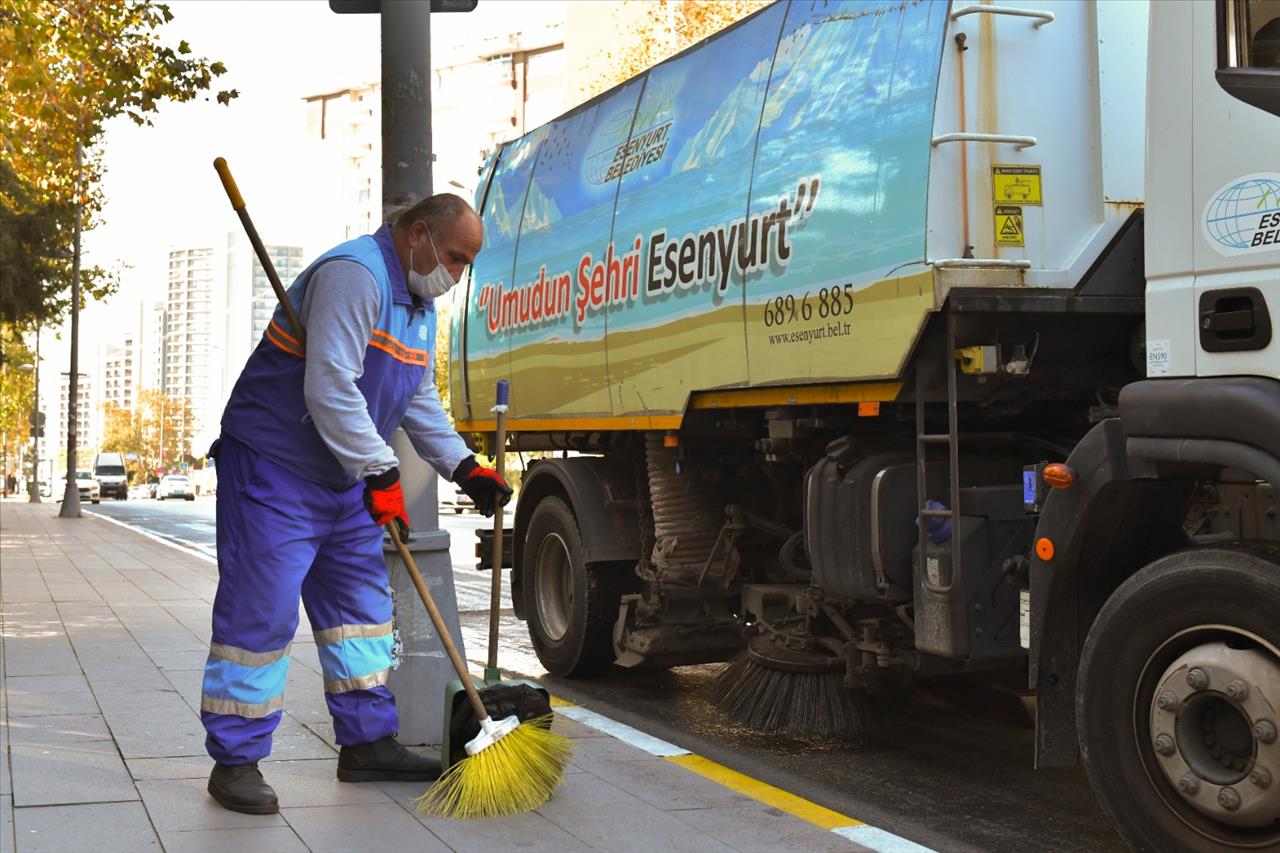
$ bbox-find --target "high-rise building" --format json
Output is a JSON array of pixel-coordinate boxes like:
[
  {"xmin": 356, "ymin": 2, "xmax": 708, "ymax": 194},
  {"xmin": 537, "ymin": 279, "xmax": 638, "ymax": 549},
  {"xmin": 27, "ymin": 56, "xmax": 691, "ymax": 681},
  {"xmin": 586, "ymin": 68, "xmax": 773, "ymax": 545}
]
[
  {"xmin": 100, "ymin": 333, "xmax": 138, "ymax": 412},
  {"xmin": 304, "ymin": 83, "xmax": 381, "ymax": 241},
  {"xmin": 141, "ymin": 301, "xmax": 166, "ymax": 393},
  {"xmin": 165, "ymin": 246, "xmax": 216, "ymax": 449},
  {"xmin": 302, "ymin": 5, "xmax": 567, "ymax": 240},
  {"xmin": 250, "ymin": 245, "xmax": 306, "ymax": 345}
]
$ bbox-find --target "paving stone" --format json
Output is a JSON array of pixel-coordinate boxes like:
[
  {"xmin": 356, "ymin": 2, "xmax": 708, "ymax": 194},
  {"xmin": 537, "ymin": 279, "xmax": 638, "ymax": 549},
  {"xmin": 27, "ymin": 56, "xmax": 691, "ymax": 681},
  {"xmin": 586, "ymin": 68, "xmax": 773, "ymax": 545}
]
[
  {"xmin": 98, "ymin": 690, "xmax": 205, "ymax": 759},
  {"xmin": 3, "ymin": 794, "xmax": 13, "ymax": 849},
  {"xmin": 12, "ymin": 801, "xmax": 161, "ymax": 853},
  {"xmin": 127, "ymin": 755, "xmax": 212, "ymax": 781},
  {"xmin": 537, "ymin": 772, "xmax": 736, "ymax": 853},
  {"xmin": 146, "ymin": 649, "xmax": 208, "ymax": 671},
  {"xmin": 262, "ymin": 715, "xmax": 337, "ymax": 761},
  {"xmin": 281, "ymin": 667, "xmax": 331, "ymax": 723},
  {"xmin": 7, "ymin": 715, "xmax": 138, "ymax": 806},
  {"xmin": 552, "ymin": 715, "xmax": 612, "ymax": 739},
  {"xmin": 256, "ymin": 759, "xmax": 391, "ymax": 807},
  {"xmin": 295, "ymin": 718, "xmax": 339, "ymax": 749},
  {"xmin": 672, "ymin": 800, "xmax": 863, "ymax": 852},
  {"xmin": 158, "ymin": 826, "xmax": 310, "ymax": 853},
  {"xmin": 135, "ymin": 778, "xmax": 286, "ymax": 831},
  {"xmin": 565, "ymin": 730, "xmax": 668, "ymax": 774},
  {"xmin": 588, "ymin": 758, "xmax": 754, "ymax": 812},
  {"xmin": 1, "ymin": 635, "xmax": 81, "ymax": 677},
  {"xmin": 163, "ymin": 668, "xmax": 206, "ymax": 711},
  {"xmin": 417, "ymin": 807, "xmax": 596, "ymax": 852},
  {"xmin": 283, "ymin": 802, "xmax": 450, "ymax": 853},
  {"xmin": 4, "ymin": 674, "xmax": 99, "ymax": 718},
  {"xmin": 88, "ymin": 582, "xmax": 161, "ymax": 604}
]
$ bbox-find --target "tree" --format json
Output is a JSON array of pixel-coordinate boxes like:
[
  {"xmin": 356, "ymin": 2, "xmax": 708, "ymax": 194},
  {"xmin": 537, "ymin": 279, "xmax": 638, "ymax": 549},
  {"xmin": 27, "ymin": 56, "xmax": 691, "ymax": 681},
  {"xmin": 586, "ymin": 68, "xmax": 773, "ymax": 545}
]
[
  {"xmin": 0, "ymin": 324, "xmax": 36, "ymax": 477},
  {"xmin": 0, "ymin": 0, "xmax": 236, "ymax": 330},
  {"xmin": 99, "ymin": 390, "xmax": 194, "ymax": 481},
  {"xmin": 583, "ymin": 0, "xmax": 768, "ymax": 100}
]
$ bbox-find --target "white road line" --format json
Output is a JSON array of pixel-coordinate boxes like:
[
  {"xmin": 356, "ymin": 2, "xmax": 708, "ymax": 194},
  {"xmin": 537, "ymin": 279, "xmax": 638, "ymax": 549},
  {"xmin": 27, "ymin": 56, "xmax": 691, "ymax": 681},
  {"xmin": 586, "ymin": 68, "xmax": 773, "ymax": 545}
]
[
  {"xmin": 833, "ymin": 825, "xmax": 939, "ymax": 853},
  {"xmin": 557, "ymin": 704, "xmax": 691, "ymax": 757},
  {"xmin": 85, "ymin": 510, "xmax": 217, "ymax": 565}
]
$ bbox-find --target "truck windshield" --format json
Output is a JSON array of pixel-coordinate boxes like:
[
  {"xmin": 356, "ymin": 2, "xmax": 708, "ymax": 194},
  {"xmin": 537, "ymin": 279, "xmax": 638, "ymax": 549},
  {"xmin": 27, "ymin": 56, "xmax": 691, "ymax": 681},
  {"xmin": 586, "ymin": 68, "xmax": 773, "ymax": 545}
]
[{"xmin": 96, "ymin": 465, "xmax": 126, "ymax": 475}]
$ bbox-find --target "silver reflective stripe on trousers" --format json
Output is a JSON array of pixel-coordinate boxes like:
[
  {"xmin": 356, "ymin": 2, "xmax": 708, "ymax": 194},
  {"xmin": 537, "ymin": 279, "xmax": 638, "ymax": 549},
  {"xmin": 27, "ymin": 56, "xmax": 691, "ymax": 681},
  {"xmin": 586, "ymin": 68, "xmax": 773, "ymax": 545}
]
[
  {"xmin": 201, "ymin": 694, "xmax": 286, "ymax": 718},
  {"xmin": 324, "ymin": 668, "xmax": 391, "ymax": 694},
  {"xmin": 312, "ymin": 620, "xmax": 394, "ymax": 645},
  {"xmin": 208, "ymin": 641, "xmax": 292, "ymax": 667}
]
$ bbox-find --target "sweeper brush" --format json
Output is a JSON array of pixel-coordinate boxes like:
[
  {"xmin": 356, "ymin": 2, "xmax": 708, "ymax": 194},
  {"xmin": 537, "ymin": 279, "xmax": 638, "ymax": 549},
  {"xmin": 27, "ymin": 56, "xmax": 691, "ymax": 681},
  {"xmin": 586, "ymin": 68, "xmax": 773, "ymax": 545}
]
[
  {"xmin": 414, "ymin": 712, "xmax": 571, "ymax": 819},
  {"xmin": 709, "ymin": 635, "xmax": 879, "ymax": 739}
]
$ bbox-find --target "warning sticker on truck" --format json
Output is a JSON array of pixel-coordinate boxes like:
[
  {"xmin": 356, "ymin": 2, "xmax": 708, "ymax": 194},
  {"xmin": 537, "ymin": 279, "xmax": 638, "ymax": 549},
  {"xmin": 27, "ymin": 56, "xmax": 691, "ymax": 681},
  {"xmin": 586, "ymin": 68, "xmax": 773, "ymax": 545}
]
[
  {"xmin": 993, "ymin": 165, "xmax": 1042, "ymax": 205},
  {"xmin": 995, "ymin": 205, "xmax": 1024, "ymax": 247}
]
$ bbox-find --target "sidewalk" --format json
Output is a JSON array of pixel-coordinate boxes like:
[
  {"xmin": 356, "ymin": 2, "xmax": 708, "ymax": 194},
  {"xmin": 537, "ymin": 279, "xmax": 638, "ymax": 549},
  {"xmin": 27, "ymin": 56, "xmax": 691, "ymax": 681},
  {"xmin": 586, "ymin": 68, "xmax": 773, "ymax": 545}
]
[{"xmin": 0, "ymin": 501, "xmax": 873, "ymax": 853}]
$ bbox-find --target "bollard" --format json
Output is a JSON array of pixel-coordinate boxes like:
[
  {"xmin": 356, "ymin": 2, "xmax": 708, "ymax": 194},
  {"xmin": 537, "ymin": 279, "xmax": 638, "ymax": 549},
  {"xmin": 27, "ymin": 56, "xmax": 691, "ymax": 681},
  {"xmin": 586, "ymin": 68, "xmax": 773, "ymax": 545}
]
[{"xmin": 384, "ymin": 428, "xmax": 466, "ymax": 747}]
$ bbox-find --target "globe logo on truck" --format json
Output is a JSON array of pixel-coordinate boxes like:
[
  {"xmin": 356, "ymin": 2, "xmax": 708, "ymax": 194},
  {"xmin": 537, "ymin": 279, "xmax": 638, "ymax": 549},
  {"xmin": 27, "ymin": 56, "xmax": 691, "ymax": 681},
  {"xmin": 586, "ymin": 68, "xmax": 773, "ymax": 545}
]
[{"xmin": 1202, "ymin": 172, "xmax": 1280, "ymax": 256}]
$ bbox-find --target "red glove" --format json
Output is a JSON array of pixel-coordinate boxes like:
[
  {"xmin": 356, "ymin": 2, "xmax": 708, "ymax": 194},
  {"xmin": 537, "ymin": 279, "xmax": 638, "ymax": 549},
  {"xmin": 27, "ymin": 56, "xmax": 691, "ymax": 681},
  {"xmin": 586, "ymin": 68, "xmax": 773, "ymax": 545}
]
[
  {"xmin": 363, "ymin": 468, "xmax": 411, "ymax": 540},
  {"xmin": 453, "ymin": 456, "xmax": 513, "ymax": 517}
]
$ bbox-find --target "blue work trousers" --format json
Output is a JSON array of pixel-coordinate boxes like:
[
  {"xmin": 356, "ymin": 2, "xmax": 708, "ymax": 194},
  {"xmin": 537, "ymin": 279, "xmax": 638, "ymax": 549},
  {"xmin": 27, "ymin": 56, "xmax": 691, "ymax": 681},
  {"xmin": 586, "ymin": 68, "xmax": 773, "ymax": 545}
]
[{"xmin": 201, "ymin": 436, "xmax": 398, "ymax": 764}]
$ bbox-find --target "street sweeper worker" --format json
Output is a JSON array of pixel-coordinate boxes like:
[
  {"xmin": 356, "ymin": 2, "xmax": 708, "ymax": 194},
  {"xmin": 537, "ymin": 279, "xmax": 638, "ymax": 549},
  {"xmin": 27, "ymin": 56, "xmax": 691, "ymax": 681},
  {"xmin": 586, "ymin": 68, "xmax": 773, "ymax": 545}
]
[{"xmin": 200, "ymin": 193, "xmax": 512, "ymax": 815}]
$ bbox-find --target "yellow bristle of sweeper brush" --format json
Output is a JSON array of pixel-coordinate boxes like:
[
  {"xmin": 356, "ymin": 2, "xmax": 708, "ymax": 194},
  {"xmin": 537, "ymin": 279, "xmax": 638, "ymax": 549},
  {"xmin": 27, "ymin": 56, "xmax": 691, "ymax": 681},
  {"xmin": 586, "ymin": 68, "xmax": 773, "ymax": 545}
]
[{"xmin": 414, "ymin": 715, "xmax": 573, "ymax": 820}]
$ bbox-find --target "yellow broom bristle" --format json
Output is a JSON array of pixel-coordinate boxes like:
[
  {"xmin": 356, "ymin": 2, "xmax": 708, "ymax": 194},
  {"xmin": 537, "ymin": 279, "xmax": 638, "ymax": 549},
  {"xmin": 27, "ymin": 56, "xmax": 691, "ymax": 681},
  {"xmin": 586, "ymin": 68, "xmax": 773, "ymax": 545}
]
[{"xmin": 414, "ymin": 715, "xmax": 573, "ymax": 819}]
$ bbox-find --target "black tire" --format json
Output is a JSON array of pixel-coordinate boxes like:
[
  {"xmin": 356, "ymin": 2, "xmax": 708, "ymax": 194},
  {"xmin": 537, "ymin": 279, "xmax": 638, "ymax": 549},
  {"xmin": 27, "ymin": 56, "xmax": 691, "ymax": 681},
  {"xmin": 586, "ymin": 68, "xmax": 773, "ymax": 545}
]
[
  {"xmin": 522, "ymin": 496, "xmax": 628, "ymax": 677},
  {"xmin": 186, "ymin": 495, "xmax": 195, "ymax": 501},
  {"xmin": 1077, "ymin": 546, "xmax": 1280, "ymax": 852}
]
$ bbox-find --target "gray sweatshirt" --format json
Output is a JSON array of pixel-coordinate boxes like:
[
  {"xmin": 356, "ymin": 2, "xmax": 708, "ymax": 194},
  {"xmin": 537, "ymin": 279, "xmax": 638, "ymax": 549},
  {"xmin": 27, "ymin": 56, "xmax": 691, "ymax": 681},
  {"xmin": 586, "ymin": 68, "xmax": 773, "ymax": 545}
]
[{"xmin": 299, "ymin": 259, "xmax": 471, "ymax": 483}]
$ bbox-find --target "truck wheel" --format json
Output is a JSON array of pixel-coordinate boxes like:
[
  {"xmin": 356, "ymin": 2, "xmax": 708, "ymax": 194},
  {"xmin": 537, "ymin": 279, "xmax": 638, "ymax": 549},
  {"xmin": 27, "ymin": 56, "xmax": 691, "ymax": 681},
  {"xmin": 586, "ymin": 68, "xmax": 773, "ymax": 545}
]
[
  {"xmin": 522, "ymin": 496, "xmax": 624, "ymax": 677},
  {"xmin": 1077, "ymin": 547, "xmax": 1280, "ymax": 851}
]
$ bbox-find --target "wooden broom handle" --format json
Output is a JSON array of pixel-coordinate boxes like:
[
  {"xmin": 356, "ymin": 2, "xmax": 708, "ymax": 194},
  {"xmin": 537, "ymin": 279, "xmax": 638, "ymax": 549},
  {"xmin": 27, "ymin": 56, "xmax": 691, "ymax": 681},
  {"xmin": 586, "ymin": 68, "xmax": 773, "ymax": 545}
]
[{"xmin": 388, "ymin": 523, "xmax": 490, "ymax": 722}]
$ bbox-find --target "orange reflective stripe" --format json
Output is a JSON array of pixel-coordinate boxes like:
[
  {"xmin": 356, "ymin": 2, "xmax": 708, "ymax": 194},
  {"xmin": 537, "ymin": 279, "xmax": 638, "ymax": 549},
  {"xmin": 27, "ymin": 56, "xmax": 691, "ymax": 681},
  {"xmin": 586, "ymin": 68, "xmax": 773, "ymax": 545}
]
[
  {"xmin": 266, "ymin": 325, "xmax": 304, "ymax": 359},
  {"xmin": 368, "ymin": 336, "xmax": 429, "ymax": 366},
  {"xmin": 269, "ymin": 319, "xmax": 301, "ymax": 348},
  {"xmin": 368, "ymin": 328, "xmax": 429, "ymax": 366}
]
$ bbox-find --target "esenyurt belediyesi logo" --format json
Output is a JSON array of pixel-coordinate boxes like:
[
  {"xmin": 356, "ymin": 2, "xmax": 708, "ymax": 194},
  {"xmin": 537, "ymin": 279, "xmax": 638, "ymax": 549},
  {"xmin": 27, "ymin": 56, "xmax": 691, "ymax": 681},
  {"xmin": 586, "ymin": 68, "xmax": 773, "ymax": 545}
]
[{"xmin": 1202, "ymin": 172, "xmax": 1280, "ymax": 256}]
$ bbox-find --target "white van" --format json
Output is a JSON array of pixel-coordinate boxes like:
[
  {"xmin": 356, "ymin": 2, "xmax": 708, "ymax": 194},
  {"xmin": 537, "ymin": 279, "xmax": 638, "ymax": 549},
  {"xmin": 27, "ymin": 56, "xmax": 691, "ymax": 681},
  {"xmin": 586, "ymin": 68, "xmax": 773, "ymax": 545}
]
[{"xmin": 92, "ymin": 452, "xmax": 129, "ymax": 500}]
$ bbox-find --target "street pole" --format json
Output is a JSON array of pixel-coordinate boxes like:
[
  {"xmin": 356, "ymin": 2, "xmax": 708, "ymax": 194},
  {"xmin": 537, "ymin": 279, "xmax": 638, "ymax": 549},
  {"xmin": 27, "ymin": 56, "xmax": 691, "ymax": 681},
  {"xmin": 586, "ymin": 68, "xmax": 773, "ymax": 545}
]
[
  {"xmin": 378, "ymin": 2, "xmax": 467, "ymax": 747},
  {"xmin": 29, "ymin": 325, "xmax": 40, "ymax": 503},
  {"xmin": 381, "ymin": 1, "xmax": 432, "ymax": 218},
  {"xmin": 59, "ymin": 145, "xmax": 83, "ymax": 519}
]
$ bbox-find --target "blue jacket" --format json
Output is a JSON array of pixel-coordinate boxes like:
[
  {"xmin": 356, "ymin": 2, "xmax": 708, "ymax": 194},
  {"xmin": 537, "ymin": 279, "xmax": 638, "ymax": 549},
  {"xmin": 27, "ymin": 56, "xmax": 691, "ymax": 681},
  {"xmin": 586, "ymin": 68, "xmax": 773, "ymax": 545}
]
[{"xmin": 221, "ymin": 228, "xmax": 434, "ymax": 489}]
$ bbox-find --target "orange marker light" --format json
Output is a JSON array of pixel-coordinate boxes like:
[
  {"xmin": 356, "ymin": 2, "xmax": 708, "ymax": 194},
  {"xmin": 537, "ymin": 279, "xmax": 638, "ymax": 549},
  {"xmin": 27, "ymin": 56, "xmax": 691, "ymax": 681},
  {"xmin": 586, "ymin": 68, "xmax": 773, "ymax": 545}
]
[
  {"xmin": 663, "ymin": 433, "xmax": 680, "ymax": 448},
  {"xmin": 1042, "ymin": 463, "xmax": 1075, "ymax": 489},
  {"xmin": 1035, "ymin": 537, "xmax": 1055, "ymax": 561}
]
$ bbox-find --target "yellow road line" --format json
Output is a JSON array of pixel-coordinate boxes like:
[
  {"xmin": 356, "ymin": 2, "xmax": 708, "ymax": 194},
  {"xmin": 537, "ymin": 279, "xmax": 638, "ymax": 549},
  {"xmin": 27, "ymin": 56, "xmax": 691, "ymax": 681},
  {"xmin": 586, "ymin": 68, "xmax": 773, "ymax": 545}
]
[{"xmin": 665, "ymin": 753, "xmax": 861, "ymax": 831}]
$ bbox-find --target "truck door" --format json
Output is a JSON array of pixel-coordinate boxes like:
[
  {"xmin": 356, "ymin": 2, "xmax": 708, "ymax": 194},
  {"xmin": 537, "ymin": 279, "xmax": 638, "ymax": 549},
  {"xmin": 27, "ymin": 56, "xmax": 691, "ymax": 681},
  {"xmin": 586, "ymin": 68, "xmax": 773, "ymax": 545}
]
[{"xmin": 1191, "ymin": 0, "xmax": 1280, "ymax": 377}]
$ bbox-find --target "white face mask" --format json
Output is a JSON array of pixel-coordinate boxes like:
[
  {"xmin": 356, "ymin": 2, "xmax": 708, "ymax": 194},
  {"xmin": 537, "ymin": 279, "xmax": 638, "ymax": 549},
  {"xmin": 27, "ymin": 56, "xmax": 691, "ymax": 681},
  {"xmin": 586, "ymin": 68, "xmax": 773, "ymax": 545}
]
[{"xmin": 407, "ymin": 227, "xmax": 457, "ymax": 300}]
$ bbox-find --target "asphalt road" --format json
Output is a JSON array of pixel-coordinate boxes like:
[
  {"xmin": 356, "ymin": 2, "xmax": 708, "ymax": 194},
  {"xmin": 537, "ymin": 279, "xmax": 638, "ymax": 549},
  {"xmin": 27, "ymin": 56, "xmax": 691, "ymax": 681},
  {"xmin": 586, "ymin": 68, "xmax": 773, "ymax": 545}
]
[{"xmin": 89, "ymin": 496, "xmax": 1126, "ymax": 853}]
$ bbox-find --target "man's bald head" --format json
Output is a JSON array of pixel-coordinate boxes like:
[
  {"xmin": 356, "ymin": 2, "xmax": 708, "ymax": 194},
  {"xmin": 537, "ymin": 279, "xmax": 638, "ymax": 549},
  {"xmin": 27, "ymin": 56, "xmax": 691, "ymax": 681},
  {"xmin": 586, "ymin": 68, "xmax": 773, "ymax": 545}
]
[{"xmin": 392, "ymin": 193, "xmax": 483, "ymax": 285}]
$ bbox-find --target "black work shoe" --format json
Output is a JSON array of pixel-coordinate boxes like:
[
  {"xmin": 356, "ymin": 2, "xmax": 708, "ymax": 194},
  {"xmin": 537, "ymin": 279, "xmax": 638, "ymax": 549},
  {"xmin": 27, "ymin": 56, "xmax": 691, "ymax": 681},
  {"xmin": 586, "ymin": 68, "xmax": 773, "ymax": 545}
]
[
  {"xmin": 337, "ymin": 735, "xmax": 441, "ymax": 782},
  {"xmin": 208, "ymin": 762, "xmax": 279, "ymax": 814}
]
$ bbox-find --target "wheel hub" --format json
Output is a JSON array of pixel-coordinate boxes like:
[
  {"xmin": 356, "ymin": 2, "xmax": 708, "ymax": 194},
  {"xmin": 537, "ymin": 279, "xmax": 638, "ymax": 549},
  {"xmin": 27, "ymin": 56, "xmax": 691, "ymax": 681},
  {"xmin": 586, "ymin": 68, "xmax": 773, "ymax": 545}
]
[
  {"xmin": 534, "ymin": 532, "xmax": 572, "ymax": 642},
  {"xmin": 1150, "ymin": 640, "xmax": 1280, "ymax": 828}
]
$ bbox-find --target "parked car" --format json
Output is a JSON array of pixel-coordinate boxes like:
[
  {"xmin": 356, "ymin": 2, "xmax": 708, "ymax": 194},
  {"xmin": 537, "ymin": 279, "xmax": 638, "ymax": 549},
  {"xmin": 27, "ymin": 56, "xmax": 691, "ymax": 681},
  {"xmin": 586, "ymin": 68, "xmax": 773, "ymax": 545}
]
[
  {"xmin": 92, "ymin": 451, "xmax": 129, "ymax": 500},
  {"xmin": 128, "ymin": 484, "xmax": 150, "ymax": 500},
  {"xmin": 440, "ymin": 486, "xmax": 475, "ymax": 514},
  {"xmin": 56, "ymin": 470, "xmax": 100, "ymax": 504},
  {"xmin": 157, "ymin": 474, "xmax": 195, "ymax": 501}
]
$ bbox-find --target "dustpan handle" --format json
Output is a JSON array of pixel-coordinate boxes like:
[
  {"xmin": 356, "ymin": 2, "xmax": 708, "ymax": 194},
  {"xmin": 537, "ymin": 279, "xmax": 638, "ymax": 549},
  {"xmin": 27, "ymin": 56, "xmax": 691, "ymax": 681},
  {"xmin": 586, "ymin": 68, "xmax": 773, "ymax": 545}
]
[{"xmin": 488, "ymin": 379, "xmax": 509, "ymax": 672}]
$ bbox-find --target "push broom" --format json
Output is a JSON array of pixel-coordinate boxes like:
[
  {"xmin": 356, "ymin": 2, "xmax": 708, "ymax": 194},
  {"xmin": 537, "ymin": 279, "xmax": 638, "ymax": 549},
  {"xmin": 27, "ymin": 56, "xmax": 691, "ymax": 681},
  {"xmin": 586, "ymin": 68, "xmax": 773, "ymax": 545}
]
[{"xmin": 213, "ymin": 157, "xmax": 572, "ymax": 818}]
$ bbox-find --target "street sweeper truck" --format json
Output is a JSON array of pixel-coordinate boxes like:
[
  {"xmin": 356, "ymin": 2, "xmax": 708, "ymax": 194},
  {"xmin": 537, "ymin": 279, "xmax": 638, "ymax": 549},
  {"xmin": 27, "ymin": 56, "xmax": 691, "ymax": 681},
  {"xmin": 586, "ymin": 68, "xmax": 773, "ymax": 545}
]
[{"xmin": 448, "ymin": 0, "xmax": 1280, "ymax": 848}]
